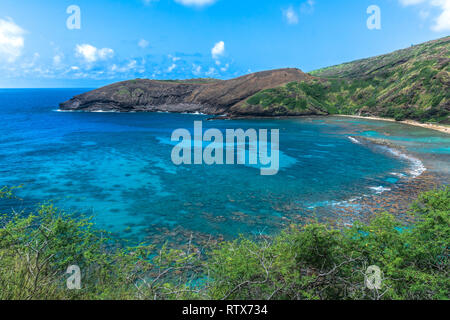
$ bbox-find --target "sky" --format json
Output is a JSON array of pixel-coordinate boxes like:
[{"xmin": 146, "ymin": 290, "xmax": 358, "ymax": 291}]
[{"xmin": 0, "ymin": 0, "xmax": 449, "ymax": 88}]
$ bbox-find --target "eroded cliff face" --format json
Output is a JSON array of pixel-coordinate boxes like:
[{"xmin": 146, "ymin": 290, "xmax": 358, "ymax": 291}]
[{"xmin": 59, "ymin": 68, "xmax": 325, "ymax": 117}]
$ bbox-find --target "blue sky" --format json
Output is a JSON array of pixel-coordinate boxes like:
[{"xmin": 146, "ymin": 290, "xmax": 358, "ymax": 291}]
[{"xmin": 0, "ymin": 0, "xmax": 449, "ymax": 87}]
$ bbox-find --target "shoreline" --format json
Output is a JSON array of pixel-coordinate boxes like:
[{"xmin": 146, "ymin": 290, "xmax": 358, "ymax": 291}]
[
  {"xmin": 56, "ymin": 107, "xmax": 450, "ymax": 135},
  {"xmin": 210, "ymin": 114, "xmax": 450, "ymax": 135},
  {"xmin": 335, "ymin": 115, "xmax": 450, "ymax": 135}
]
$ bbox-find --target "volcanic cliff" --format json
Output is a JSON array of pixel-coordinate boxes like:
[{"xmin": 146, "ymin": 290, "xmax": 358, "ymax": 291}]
[{"xmin": 59, "ymin": 68, "xmax": 326, "ymax": 117}]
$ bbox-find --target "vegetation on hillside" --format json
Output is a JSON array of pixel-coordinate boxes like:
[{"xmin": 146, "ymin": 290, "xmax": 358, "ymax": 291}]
[
  {"xmin": 243, "ymin": 36, "xmax": 450, "ymax": 123},
  {"xmin": 0, "ymin": 186, "xmax": 448, "ymax": 300}
]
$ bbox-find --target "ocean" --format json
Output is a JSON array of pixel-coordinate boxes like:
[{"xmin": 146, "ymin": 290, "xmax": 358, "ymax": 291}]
[{"xmin": 0, "ymin": 89, "xmax": 449, "ymax": 245}]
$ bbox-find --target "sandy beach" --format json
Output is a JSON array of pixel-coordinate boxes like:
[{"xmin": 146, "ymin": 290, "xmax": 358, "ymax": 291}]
[{"xmin": 336, "ymin": 115, "xmax": 450, "ymax": 135}]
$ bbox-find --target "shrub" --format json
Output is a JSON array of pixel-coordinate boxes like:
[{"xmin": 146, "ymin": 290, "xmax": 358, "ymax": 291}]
[
  {"xmin": 208, "ymin": 188, "xmax": 449, "ymax": 300},
  {"xmin": 0, "ymin": 187, "xmax": 448, "ymax": 300}
]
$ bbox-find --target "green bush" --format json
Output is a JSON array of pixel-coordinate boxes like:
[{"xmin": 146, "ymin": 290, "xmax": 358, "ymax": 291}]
[
  {"xmin": 0, "ymin": 188, "xmax": 205, "ymax": 300},
  {"xmin": 208, "ymin": 187, "xmax": 449, "ymax": 300},
  {"xmin": 0, "ymin": 187, "xmax": 448, "ymax": 300}
]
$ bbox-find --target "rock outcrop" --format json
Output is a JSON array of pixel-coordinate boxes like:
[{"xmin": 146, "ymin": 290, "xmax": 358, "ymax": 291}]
[{"xmin": 59, "ymin": 68, "xmax": 323, "ymax": 117}]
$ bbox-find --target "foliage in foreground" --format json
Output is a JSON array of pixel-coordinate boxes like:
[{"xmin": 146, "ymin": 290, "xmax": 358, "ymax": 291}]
[{"xmin": 0, "ymin": 186, "xmax": 448, "ymax": 300}]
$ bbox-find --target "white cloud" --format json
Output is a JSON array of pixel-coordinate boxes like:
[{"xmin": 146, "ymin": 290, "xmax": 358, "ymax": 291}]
[
  {"xmin": 110, "ymin": 60, "xmax": 138, "ymax": 73},
  {"xmin": 138, "ymin": 39, "xmax": 149, "ymax": 48},
  {"xmin": 169, "ymin": 54, "xmax": 181, "ymax": 62},
  {"xmin": 128, "ymin": 60, "xmax": 137, "ymax": 69},
  {"xmin": 0, "ymin": 18, "xmax": 25, "ymax": 63},
  {"xmin": 283, "ymin": 6, "xmax": 299, "ymax": 24},
  {"xmin": 75, "ymin": 44, "xmax": 114, "ymax": 63},
  {"xmin": 399, "ymin": 0, "xmax": 450, "ymax": 31},
  {"xmin": 53, "ymin": 54, "xmax": 62, "ymax": 65},
  {"xmin": 220, "ymin": 63, "xmax": 229, "ymax": 72},
  {"xmin": 283, "ymin": 1, "xmax": 314, "ymax": 25},
  {"xmin": 300, "ymin": 0, "xmax": 315, "ymax": 14},
  {"xmin": 192, "ymin": 64, "xmax": 202, "ymax": 75},
  {"xmin": 167, "ymin": 63, "xmax": 177, "ymax": 72},
  {"xmin": 175, "ymin": 0, "xmax": 217, "ymax": 7},
  {"xmin": 19, "ymin": 52, "xmax": 40, "ymax": 70},
  {"xmin": 399, "ymin": 0, "xmax": 426, "ymax": 5},
  {"xmin": 211, "ymin": 41, "xmax": 225, "ymax": 59},
  {"xmin": 206, "ymin": 67, "xmax": 216, "ymax": 76},
  {"xmin": 431, "ymin": 0, "xmax": 450, "ymax": 31}
]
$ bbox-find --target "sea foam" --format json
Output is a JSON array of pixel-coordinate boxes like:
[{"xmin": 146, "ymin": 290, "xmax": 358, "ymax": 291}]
[
  {"xmin": 383, "ymin": 147, "xmax": 426, "ymax": 178},
  {"xmin": 348, "ymin": 136, "xmax": 426, "ymax": 178},
  {"xmin": 348, "ymin": 136, "xmax": 362, "ymax": 144},
  {"xmin": 369, "ymin": 186, "xmax": 392, "ymax": 194}
]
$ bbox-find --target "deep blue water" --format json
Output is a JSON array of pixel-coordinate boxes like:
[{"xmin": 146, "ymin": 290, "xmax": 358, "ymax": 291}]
[{"xmin": 0, "ymin": 89, "xmax": 449, "ymax": 244}]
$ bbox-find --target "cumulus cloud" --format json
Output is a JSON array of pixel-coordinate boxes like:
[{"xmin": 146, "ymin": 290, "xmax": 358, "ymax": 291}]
[
  {"xmin": 175, "ymin": 0, "xmax": 217, "ymax": 7},
  {"xmin": 75, "ymin": 44, "xmax": 114, "ymax": 63},
  {"xmin": 53, "ymin": 55, "xmax": 62, "ymax": 65},
  {"xmin": 167, "ymin": 63, "xmax": 177, "ymax": 72},
  {"xmin": 138, "ymin": 39, "xmax": 149, "ymax": 48},
  {"xmin": 300, "ymin": 0, "xmax": 315, "ymax": 14},
  {"xmin": 169, "ymin": 54, "xmax": 181, "ymax": 62},
  {"xmin": 211, "ymin": 41, "xmax": 225, "ymax": 60},
  {"xmin": 1, "ymin": 34, "xmax": 238, "ymax": 82},
  {"xmin": 283, "ymin": 1, "xmax": 315, "ymax": 25},
  {"xmin": 399, "ymin": 0, "xmax": 450, "ymax": 31},
  {"xmin": 206, "ymin": 67, "xmax": 216, "ymax": 76},
  {"xmin": 431, "ymin": 0, "xmax": 450, "ymax": 31},
  {"xmin": 192, "ymin": 64, "xmax": 202, "ymax": 75},
  {"xmin": 0, "ymin": 18, "xmax": 25, "ymax": 63},
  {"xmin": 220, "ymin": 63, "xmax": 229, "ymax": 72},
  {"xmin": 283, "ymin": 6, "xmax": 299, "ymax": 24},
  {"xmin": 111, "ymin": 60, "xmax": 139, "ymax": 73}
]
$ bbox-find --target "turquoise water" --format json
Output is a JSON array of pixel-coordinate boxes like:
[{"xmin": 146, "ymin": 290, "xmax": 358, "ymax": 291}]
[{"xmin": 0, "ymin": 89, "xmax": 449, "ymax": 244}]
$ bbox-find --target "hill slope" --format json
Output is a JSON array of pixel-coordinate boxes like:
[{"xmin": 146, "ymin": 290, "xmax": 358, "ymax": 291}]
[
  {"xmin": 59, "ymin": 68, "xmax": 323, "ymax": 116},
  {"xmin": 241, "ymin": 36, "xmax": 449, "ymax": 123}
]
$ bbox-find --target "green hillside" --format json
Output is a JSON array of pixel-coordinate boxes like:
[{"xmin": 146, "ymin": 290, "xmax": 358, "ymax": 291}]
[{"xmin": 242, "ymin": 36, "xmax": 450, "ymax": 123}]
